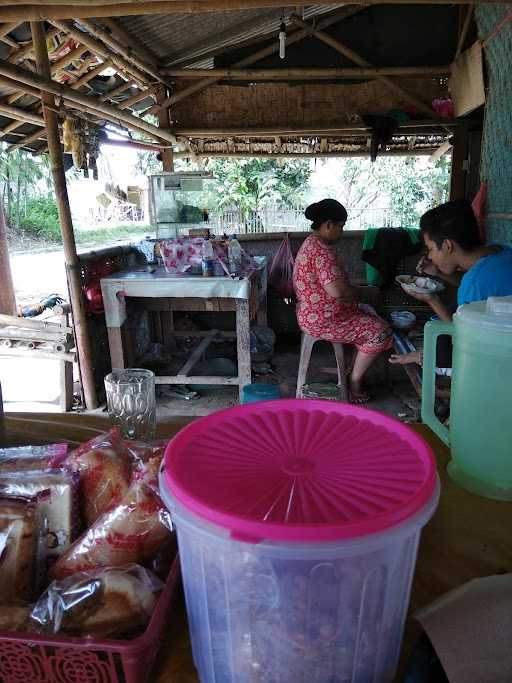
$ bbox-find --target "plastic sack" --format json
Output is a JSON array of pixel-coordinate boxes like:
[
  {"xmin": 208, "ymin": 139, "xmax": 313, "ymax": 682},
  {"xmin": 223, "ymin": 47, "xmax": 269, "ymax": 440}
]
[
  {"xmin": 66, "ymin": 429, "xmax": 133, "ymax": 527},
  {"xmin": 0, "ymin": 495, "xmax": 38, "ymax": 602},
  {"xmin": 0, "ymin": 604, "xmax": 31, "ymax": 632},
  {"xmin": 160, "ymin": 237, "xmax": 203, "ymax": 274},
  {"xmin": 0, "ymin": 443, "xmax": 68, "ymax": 473},
  {"xmin": 31, "ymin": 564, "xmax": 163, "ymax": 638},
  {"xmin": 49, "ymin": 481, "xmax": 173, "ymax": 580},
  {"xmin": 269, "ymin": 234, "xmax": 295, "ymax": 298},
  {"xmin": 0, "ymin": 469, "xmax": 79, "ymax": 561}
]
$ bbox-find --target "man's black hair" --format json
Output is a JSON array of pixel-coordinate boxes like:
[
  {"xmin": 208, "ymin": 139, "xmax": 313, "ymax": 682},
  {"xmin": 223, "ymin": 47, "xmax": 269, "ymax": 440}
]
[{"xmin": 420, "ymin": 199, "xmax": 482, "ymax": 249}]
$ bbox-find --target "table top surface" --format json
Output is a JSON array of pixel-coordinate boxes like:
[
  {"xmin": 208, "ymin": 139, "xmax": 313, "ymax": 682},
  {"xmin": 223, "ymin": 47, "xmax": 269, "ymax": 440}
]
[{"xmin": 3, "ymin": 412, "xmax": 512, "ymax": 681}]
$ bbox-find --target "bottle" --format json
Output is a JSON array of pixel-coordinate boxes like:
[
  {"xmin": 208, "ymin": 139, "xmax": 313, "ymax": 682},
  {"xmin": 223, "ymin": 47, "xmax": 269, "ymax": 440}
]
[
  {"xmin": 201, "ymin": 238, "xmax": 214, "ymax": 277},
  {"xmin": 228, "ymin": 235, "xmax": 242, "ymax": 275}
]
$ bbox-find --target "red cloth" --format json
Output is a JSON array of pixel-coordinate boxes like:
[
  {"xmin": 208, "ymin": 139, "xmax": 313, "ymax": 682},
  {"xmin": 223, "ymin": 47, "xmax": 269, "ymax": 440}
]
[{"xmin": 472, "ymin": 182, "xmax": 487, "ymax": 244}]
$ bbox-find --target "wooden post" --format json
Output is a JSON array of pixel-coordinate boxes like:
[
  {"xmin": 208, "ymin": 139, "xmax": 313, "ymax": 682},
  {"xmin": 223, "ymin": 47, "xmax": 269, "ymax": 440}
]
[
  {"xmin": 157, "ymin": 85, "xmax": 174, "ymax": 171},
  {"xmin": 0, "ymin": 203, "xmax": 16, "ymax": 316},
  {"xmin": 30, "ymin": 20, "xmax": 98, "ymax": 410}
]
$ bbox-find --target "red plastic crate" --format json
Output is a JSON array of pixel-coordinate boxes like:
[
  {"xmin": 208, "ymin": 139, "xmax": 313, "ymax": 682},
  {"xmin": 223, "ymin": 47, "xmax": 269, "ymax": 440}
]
[{"xmin": 0, "ymin": 557, "xmax": 180, "ymax": 683}]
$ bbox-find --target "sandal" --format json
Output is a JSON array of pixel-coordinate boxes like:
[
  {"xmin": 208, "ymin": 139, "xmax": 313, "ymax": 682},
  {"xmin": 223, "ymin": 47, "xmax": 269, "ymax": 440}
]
[{"xmin": 350, "ymin": 390, "xmax": 372, "ymax": 404}]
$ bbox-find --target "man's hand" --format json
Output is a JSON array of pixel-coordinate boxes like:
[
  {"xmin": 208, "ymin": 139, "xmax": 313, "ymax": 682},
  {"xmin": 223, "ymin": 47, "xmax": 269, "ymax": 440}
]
[
  {"xmin": 416, "ymin": 255, "xmax": 439, "ymax": 277},
  {"xmin": 407, "ymin": 289, "xmax": 437, "ymax": 303}
]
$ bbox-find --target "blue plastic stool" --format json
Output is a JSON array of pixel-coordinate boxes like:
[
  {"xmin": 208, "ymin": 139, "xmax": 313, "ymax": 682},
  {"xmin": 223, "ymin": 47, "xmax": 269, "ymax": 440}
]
[{"xmin": 242, "ymin": 383, "xmax": 281, "ymax": 404}]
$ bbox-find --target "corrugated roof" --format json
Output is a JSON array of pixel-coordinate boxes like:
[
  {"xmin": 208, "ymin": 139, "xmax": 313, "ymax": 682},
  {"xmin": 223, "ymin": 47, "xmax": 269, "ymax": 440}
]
[{"xmin": 118, "ymin": 5, "xmax": 341, "ymax": 67}]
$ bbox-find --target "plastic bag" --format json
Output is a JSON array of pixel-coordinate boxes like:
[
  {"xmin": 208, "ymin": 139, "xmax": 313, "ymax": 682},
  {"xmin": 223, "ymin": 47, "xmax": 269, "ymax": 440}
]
[
  {"xmin": 66, "ymin": 429, "xmax": 133, "ymax": 527},
  {"xmin": 0, "ymin": 469, "xmax": 79, "ymax": 561},
  {"xmin": 31, "ymin": 564, "xmax": 163, "ymax": 638},
  {"xmin": 0, "ymin": 495, "xmax": 38, "ymax": 602},
  {"xmin": 126, "ymin": 440, "xmax": 167, "ymax": 488},
  {"xmin": 0, "ymin": 443, "xmax": 68, "ymax": 473},
  {"xmin": 269, "ymin": 234, "xmax": 295, "ymax": 298},
  {"xmin": 49, "ymin": 481, "xmax": 172, "ymax": 580}
]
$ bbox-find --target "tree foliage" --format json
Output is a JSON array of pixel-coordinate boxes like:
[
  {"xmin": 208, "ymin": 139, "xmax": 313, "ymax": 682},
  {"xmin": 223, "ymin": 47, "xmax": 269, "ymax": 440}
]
[{"xmin": 204, "ymin": 158, "xmax": 312, "ymax": 215}]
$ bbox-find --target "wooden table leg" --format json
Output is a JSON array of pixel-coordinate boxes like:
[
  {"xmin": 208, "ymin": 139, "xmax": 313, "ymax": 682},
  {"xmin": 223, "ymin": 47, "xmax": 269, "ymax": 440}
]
[
  {"xmin": 60, "ymin": 360, "xmax": 74, "ymax": 412},
  {"xmin": 257, "ymin": 268, "xmax": 268, "ymax": 326},
  {"xmin": 236, "ymin": 299, "xmax": 251, "ymax": 402},
  {"xmin": 107, "ymin": 326, "xmax": 125, "ymax": 370}
]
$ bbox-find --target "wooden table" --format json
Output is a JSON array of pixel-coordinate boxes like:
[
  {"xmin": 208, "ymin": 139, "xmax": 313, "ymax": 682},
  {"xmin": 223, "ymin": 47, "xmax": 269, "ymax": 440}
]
[
  {"xmin": 101, "ymin": 261, "xmax": 267, "ymax": 401},
  {"xmin": 3, "ymin": 413, "xmax": 512, "ymax": 681}
]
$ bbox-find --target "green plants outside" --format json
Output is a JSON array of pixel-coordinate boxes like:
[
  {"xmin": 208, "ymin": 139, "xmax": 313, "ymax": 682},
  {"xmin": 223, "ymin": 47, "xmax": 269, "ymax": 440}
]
[{"xmin": 19, "ymin": 196, "xmax": 61, "ymax": 242}]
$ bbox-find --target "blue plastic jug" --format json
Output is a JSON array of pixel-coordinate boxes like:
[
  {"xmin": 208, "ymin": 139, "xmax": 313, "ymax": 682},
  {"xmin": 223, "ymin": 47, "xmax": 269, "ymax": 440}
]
[{"xmin": 422, "ymin": 296, "xmax": 512, "ymax": 500}]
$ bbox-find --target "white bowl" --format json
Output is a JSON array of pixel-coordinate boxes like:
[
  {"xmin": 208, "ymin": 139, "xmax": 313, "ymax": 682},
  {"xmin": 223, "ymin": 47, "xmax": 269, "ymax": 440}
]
[{"xmin": 396, "ymin": 275, "xmax": 445, "ymax": 296}]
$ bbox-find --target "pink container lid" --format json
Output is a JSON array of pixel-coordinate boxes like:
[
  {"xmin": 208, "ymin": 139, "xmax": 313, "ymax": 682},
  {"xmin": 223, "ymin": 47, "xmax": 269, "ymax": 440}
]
[{"xmin": 161, "ymin": 399, "xmax": 437, "ymax": 543}]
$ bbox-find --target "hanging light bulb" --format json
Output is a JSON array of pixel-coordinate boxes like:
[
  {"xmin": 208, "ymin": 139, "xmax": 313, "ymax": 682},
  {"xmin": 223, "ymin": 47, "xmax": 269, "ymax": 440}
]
[{"xmin": 279, "ymin": 21, "xmax": 286, "ymax": 60}]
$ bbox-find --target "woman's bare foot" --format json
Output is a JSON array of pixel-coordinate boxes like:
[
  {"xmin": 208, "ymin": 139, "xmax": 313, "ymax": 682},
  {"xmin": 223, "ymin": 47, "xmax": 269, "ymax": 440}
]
[{"xmin": 388, "ymin": 350, "xmax": 423, "ymax": 366}]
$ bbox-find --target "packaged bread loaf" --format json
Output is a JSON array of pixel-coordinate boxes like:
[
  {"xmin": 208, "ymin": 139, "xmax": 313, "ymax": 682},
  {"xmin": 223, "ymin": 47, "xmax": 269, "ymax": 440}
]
[
  {"xmin": 0, "ymin": 495, "xmax": 38, "ymax": 602},
  {"xmin": 31, "ymin": 564, "xmax": 162, "ymax": 638},
  {"xmin": 0, "ymin": 469, "xmax": 78, "ymax": 560},
  {"xmin": 49, "ymin": 481, "xmax": 172, "ymax": 580},
  {"xmin": 66, "ymin": 429, "xmax": 133, "ymax": 526}
]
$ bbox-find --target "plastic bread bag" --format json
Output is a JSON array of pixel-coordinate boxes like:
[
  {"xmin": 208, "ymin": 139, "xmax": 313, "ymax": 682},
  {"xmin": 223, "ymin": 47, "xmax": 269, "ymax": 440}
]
[
  {"xmin": 0, "ymin": 443, "xmax": 68, "ymax": 473},
  {"xmin": 66, "ymin": 428, "xmax": 133, "ymax": 526},
  {"xmin": 31, "ymin": 564, "xmax": 163, "ymax": 638},
  {"xmin": 0, "ymin": 495, "xmax": 39, "ymax": 602},
  {"xmin": 0, "ymin": 469, "xmax": 79, "ymax": 561},
  {"xmin": 125, "ymin": 440, "xmax": 168, "ymax": 488},
  {"xmin": 49, "ymin": 480, "xmax": 173, "ymax": 580}
]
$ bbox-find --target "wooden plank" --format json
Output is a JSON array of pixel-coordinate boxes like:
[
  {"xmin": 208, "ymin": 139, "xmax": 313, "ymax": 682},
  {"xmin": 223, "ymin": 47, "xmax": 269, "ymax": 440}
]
[
  {"xmin": 0, "ymin": 313, "xmax": 72, "ymax": 334},
  {"xmin": 0, "ymin": 327, "xmax": 67, "ymax": 342},
  {"xmin": 155, "ymin": 375, "xmax": 239, "ymax": 385},
  {"xmin": 176, "ymin": 330, "xmax": 218, "ymax": 378},
  {"xmin": 153, "ymin": 311, "xmax": 163, "ymax": 344},
  {"xmin": 161, "ymin": 311, "xmax": 175, "ymax": 345},
  {"xmin": 107, "ymin": 326, "xmax": 125, "ymax": 369}
]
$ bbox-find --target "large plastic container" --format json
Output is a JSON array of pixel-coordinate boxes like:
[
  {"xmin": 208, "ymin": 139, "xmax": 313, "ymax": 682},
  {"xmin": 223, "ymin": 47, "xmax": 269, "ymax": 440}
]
[
  {"xmin": 422, "ymin": 296, "xmax": 512, "ymax": 500},
  {"xmin": 160, "ymin": 399, "xmax": 439, "ymax": 683}
]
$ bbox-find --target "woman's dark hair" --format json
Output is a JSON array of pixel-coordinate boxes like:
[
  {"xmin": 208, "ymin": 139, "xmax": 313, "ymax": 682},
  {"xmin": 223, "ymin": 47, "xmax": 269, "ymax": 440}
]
[
  {"xmin": 305, "ymin": 199, "xmax": 348, "ymax": 230},
  {"xmin": 420, "ymin": 199, "xmax": 482, "ymax": 249}
]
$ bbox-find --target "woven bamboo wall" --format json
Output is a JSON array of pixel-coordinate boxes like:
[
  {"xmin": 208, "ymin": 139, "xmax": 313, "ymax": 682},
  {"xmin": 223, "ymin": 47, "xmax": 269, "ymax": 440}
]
[
  {"xmin": 171, "ymin": 77, "xmax": 446, "ymax": 129},
  {"xmin": 476, "ymin": 5, "xmax": 512, "ymax": 245}
]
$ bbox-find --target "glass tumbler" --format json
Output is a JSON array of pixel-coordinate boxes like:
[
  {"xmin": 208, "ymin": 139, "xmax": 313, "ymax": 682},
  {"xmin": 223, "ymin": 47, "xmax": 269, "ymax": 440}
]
[{"xmin": 104, "ymin": 368, "xmax": 156, "ymax": 440}]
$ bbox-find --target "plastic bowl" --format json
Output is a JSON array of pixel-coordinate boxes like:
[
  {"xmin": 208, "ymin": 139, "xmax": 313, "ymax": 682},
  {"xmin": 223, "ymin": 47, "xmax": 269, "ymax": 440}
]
[{"xmin": 390, "ymin": 310, "xmax": 417, "ymax": 331}]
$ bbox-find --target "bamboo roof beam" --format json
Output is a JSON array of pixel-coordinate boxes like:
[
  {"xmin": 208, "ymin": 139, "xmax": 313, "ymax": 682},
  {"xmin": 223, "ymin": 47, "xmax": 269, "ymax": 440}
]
[
  {"xmin": 0, "ymin": 0, "xmax": 506, "ymax": 23},
  {"xmin": 100, "ymin": 17, "xmax": 158, "ymax": 68},
  {"xmin": 0, "ymin": 22, "xmax": 19, "ymax": 40},
  {"xmin": 0, "ymin": 58, "xmax": 174, "ymax": 142},
  {"xmin": 7, "ymin": 26, "xmax": 60, "ymax": 63},
  {"xmin": 165, "ymin": 66, "xmax": 451, "ymax": 80},
  {"xmin": 289, "ymin": 14, "xmax": 438, "ymax": 119},
  {"xmin": 50, "ymin": 20, "xmax": 150, "ymax": 88},
  {"xmin": 78, "ymin": 19, "xmax": 172, "ymax": 88},
  {"xmin": 154, "ymin": 6, "xmax": 364, "ymax": 113},
  {"xmin": 6, "ymin": 62, "xmax": 155, "ymax": 152},
  {"xmin": 7, "ymin": 43, "xmax": 90, "ymax": 105},
  {"xmin": 0, "ymin": 102, "xmax": 45, "ymax": 125}
]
